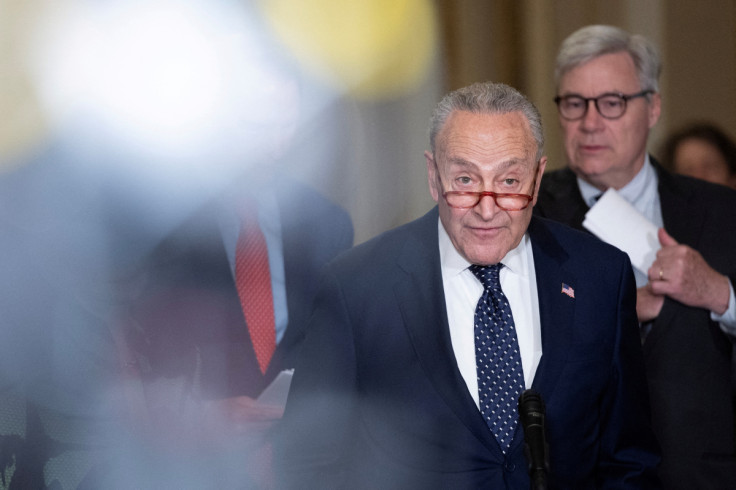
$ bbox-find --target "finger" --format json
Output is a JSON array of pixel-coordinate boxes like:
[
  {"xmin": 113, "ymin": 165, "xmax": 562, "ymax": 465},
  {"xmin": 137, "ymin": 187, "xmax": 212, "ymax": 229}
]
[
  {"xmin": 647, "ymin": 266, "xmax": 656, "ymax": 283},
  {"xmin": 647, "ymin": 263, "xmax": 663, "ymax": 283},
  {"xmin": 658, "ymin": 227, "xmax": 678, "ymax": 247}
]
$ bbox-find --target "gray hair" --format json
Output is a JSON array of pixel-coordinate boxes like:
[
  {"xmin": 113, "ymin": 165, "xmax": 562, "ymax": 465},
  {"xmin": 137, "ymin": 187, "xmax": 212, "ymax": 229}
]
[
  {"xmin": 555, "ymin": 25, "xmax": 661, "ymax": 93},
  {"xmin": 429, "ymin": 81, "xmax": 544, "ymax": 161}
]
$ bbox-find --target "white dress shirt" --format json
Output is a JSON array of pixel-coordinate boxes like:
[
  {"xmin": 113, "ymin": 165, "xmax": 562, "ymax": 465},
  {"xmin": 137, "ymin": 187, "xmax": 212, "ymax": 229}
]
[
  {"xmin": 438, "ymin": 219, "xmax": 542, "ymax": 409},
  {"xmin": 577, "ymin": 156, "xmax": 736, "ymax": 333}
]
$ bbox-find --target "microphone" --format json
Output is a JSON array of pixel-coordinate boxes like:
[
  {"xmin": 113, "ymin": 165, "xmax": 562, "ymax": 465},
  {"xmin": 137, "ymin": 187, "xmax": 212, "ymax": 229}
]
[{"xmin": 518, "ymin": 389, "xmax": 549, "ymax": 490}]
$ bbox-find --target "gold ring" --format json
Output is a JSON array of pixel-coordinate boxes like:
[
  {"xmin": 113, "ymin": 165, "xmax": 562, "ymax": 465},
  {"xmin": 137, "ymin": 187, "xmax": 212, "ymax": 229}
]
[{"xmin": 658, "ymin": 268, "xmax": 663, "ymax": 280}]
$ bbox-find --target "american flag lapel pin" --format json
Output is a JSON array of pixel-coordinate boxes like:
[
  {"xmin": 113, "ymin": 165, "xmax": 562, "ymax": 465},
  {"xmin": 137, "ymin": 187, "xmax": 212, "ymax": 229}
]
[{"xmin": 561, "ymin": 283, "xmax": 575, "ymax": 299}]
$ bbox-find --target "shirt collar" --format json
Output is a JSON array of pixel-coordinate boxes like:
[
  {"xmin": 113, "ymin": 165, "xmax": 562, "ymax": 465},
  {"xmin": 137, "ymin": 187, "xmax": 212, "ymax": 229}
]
[{"xmin": 577, "ymin": 154, "xmax": 655, "ymax": 207}]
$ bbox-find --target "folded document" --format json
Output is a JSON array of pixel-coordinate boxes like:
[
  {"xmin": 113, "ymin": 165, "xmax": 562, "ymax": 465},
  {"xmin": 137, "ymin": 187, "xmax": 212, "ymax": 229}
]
[
  {"xmin": 256, "ymin": 369, "xmax": 294, "ymax": 407},
  {"xmin": 582, "ymin": 188, "xmax": 660, "ymax": 274}
]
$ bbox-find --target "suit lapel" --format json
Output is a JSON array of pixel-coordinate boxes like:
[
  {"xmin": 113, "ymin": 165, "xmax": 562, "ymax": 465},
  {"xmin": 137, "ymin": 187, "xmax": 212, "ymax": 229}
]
[
  {"xmin": 393, "ymin": 209, "xmax": 500, "ymax": 453},
  {"xmin": 527, "ymin": 218, "xmax": 577, "ymax": 403},
  {"xmin": 655, "ymin": 160, "xmax": 705, "ymax": 251}
]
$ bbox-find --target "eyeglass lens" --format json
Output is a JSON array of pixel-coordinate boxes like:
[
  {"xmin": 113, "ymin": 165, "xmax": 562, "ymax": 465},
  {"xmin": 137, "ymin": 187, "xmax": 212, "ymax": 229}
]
[
  {"xmin": 555, "ymin": 90, "xmax": 652, "ymax": 120},
  {"xmin": 558, "ymin": 94, "xmax": 626, "ymax": 119},
  {"xmin": 444, "ymin": 192, "xmax": 531, "ymax": 210}
]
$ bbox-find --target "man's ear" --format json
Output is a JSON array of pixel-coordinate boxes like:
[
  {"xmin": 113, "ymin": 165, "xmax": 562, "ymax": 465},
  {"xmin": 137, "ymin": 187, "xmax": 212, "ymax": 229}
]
[
  {"xmin": 648, "ymin": 92, "xmax": 662, "ymax": 129},
  {"xmin": 532, "ymin": 156, "xmax": 547, "ymax": 206},
  {"xmin": 425, "ymin": 150, "xmax": 439, "ymax": 203}
]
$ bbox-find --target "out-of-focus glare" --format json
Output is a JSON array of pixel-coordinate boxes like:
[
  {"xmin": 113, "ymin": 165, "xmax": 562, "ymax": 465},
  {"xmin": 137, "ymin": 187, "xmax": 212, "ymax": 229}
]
[
  {"xmin": 0, "ymin": 1, "xmax": 47, "ymax": 168},
  {"xmin": 28, "ymin": 0, "xmax": 301, "ymax": 182},
  {"xmin": 258, "ymin": 0, "xmax": 437, "ymax": 98}
]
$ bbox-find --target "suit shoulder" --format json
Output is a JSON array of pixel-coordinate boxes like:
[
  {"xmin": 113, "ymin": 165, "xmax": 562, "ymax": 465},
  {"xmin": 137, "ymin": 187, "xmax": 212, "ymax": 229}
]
[
  {"xmin": 280, "ymin": 181, "xmax": 353, "ymax": 224},
  {"xmin": 540, "ymin": 167, "xmax": 577, "ymax": 185},
  {"xmin": 531, "ymin": 216, "xmax": 629, "ymax": 263},
  {"xmin": 538, "ymin": 168, "xmax": 577, "ymax": 194},
  {"xmin": 330, "ymin": 209, "xmax": 436, "ymax": 273},
  {"xmin": 277, "ymin": 180, "xmax": 354, "ymax": 247},
  {"xmin": 668, "ymin": 172, "xmax": 736, "ymax": 203}
]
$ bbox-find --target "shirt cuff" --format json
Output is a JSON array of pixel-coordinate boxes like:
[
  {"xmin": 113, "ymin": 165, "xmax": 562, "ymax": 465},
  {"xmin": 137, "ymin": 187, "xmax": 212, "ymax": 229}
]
[{"xmin": 712, "ymin": 278, "xmax": 736, "ymax": 335}]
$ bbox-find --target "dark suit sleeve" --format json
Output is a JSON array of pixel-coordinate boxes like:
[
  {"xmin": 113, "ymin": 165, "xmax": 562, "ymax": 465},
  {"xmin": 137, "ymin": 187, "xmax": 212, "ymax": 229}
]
[
  {"xmin": 597, "ymin": 256, "xmax": 661, "ymax": 488},
  {"xmin": 275, "ymin": 266, "xmax": 357, "ymax": 489}
]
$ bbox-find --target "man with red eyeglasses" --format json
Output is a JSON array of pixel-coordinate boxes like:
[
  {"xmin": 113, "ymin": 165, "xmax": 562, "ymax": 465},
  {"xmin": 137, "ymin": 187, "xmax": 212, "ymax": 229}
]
[
  {"xmin": 535, "ymin": 25, "xmax": 736, "ymax": 488},
  {"xmin": 277, "ymin": 81, "xmax": 660, "ymax": 489}
]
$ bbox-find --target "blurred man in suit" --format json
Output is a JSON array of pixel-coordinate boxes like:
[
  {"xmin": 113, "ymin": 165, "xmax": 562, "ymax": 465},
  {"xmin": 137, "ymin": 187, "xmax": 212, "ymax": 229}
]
[
  {"xmin": 535, "ymin": 24, "xmax": 736, "ymax": 488},
  {"xmin": 277, "ymin": 81, "xmax": 659, "ymax": 489},
  {"xmin": 119, "ymin": 49, "xmax": 354, "ymax": 488}
]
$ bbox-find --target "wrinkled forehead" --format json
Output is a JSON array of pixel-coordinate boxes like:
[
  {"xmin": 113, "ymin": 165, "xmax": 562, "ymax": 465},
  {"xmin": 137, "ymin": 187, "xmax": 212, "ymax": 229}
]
[
  {"xmin": 435, "ymin": 111, "xmax": 538, "ymax": 165},
  {"xmin": 442, "ymin": 155, "xmax": 534, "ymax": 175}
]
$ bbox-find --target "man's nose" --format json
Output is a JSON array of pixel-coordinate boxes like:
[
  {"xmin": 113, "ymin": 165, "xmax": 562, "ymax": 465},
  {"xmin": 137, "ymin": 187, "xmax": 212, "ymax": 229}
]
[
  {"xmin": 580, "ymin": 99, "xmax": 604, "ymax": 130},
  {"xmin": 475, "ymin": 193, "xmax": 499, "ymax": 219}
]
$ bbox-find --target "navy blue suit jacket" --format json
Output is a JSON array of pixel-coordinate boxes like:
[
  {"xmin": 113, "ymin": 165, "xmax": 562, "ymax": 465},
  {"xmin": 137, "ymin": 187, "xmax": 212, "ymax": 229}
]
[
  {"xmin": 129, "ymin": 179, "xmax": 354, "ymax": 399},
  {"xmin": 535, "ymin": 161, "xmax": 736, "ymax": 489},
  {"xmin": 278, "ymin": 208, "xmax": 660, "ymax": 489}
]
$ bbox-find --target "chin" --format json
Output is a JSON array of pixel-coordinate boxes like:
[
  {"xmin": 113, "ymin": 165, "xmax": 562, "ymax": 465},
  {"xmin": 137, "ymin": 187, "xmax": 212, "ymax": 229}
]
[
  {"xmin": 575, "ymin": 154, "xmax": 612, "ymax": 173},
  {"xmin": 464, "ymin": 248, "xmax": 504, "ymax": 266}
]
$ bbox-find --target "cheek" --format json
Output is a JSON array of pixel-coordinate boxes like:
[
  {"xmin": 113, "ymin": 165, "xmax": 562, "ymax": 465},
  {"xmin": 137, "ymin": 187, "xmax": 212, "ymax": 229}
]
[
  {"xmin": 438, "ymin": 202, "xmax": 463, "ymax": 232},
  {"xmin": 622, "ymin": 117, "xmax": 650, "ymax": 144},
  {"xmin": 560, "ymin": 121, "xmax": 575, "ymax": 138},
  {"xmin": 449, "ymin": 207, "xmax": 470, "ymax": 230},
  {"xmin": 561, "ymin": 122, "xmax": 581, "ymax": 147}
]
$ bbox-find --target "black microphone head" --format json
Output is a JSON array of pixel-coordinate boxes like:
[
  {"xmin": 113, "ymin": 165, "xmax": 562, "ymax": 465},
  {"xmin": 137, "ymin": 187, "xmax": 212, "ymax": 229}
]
[{"xmin": 518, "ymin": 389, "xmax": 545, "ymax": 415}]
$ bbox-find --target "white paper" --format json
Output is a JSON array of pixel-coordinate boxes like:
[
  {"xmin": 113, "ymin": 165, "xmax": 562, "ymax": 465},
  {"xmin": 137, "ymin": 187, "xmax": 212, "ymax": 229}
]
[
  {"xmin": 582, "ymin": 188, "xmax": 660, "ymax": 274},
  {"xmin": 255, "ymin": 369, "xmax": 294, "ymax": 407}
]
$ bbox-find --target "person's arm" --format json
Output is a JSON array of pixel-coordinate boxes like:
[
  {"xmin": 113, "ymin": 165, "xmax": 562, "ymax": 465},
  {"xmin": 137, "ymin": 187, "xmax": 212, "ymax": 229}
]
[
  {"xmin": 598, "ymin": 257, "xmax": 661, "ymax": 488},
  {"xmin": 710, "ymin": 278, "xmax": 736, "ymax": 336},
  {"xmin": 640, "ymin": 228, "xmax": 735, "ymax": 335},
  {"xmin": 274, "ymin": 268, "xmax": 358, "ymax": 489}
]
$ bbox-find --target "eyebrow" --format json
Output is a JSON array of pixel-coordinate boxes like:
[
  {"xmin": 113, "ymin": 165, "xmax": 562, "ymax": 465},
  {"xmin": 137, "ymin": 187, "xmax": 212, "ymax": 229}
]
[{"xmin": 445, "ymin": 157, "xmax": 529, "ymax": 171}]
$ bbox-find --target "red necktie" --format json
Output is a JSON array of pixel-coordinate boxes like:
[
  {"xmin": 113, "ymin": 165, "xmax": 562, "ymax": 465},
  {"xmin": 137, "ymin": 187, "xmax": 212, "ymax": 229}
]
[{"xmin": 235, "ymin": 206, "xmax": 276, "ymax": 374}]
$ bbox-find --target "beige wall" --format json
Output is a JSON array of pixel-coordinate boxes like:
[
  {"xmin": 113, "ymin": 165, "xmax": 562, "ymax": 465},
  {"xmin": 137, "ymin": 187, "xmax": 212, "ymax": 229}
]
[
  {"xmin": 2, "ymin": 1, "xmax": 735, "ymax": 243},
  {"xmin": 436, "ymin": 0, "xmax": 736, "ymax": 171},
  {"xmin": 662, "ymin": 1, "xmax": 736, "ymax": 150}
]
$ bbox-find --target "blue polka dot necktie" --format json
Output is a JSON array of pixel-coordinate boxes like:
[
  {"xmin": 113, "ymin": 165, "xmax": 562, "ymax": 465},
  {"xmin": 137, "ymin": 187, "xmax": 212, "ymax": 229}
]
[{"xmin": 469, "ymin": 263, "xmax": 525, "ymax": 454}]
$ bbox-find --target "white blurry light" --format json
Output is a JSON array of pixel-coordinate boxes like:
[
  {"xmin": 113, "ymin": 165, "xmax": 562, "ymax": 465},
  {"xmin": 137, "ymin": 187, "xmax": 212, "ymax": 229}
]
[
  {"xmin": 93, "ymin": 5, "xmax": 222, "ymax": 143},
  {"xmin": 29, "ymin": 0, "xmax": 298, "ymax": 174}
]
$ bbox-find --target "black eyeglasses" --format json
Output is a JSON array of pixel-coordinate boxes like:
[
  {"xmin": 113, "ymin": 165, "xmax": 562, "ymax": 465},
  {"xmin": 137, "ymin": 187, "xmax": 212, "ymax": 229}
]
[
  {"xmin": 439, "ymin": 165, "xmax": 539, "ymax": 211},
  {"xmin": 554, "ymin": 90, "xmax": 653, "ymax": 120}
]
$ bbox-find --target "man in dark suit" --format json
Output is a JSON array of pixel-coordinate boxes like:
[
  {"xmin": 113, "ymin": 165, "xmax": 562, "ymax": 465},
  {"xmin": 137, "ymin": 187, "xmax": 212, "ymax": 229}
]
[
  {"xmin": 131, "ymin": 177, "xmax": 354, "ymax": 398},
  {"xmin": 534, "ymin": 25, "xmax": 736, "ymax": 488},
  {"xmin": 120, "ymin": 175, "xmax": 352, "ymax": 488},
  {"xmin": 277, "ymin": 81, "xmax": 660, "ymax": 488},
  {"xmin": 115, "ymin": 57, "xmax": 354, "ymax": 485}
]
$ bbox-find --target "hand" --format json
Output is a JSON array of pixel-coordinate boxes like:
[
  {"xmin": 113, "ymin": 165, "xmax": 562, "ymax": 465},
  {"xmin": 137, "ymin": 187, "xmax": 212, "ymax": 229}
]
[
  {"xmin": 201, "ymin": 396, "xmax": 282, "ymax": 487},
  {"xmin": 647, "ymin": 228, "xmax": 730, "ymax": 314},
  {"xmin": 637, "ymin": 283, "xmax": 665, "ymax": 323},
  {"xmin": 202, "ymin": 396, "xmax": 284, "ymax": 439}
]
